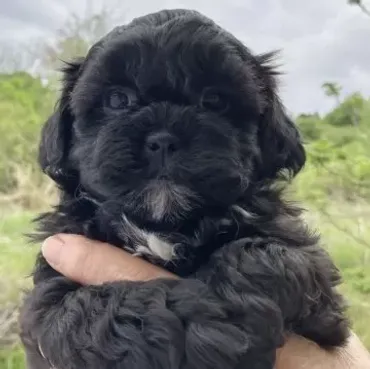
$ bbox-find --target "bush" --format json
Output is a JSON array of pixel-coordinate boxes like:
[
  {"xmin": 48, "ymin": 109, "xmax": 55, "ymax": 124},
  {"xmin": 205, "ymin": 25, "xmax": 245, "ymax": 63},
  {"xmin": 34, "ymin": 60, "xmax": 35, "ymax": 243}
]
[
  {"xmin": 0, "ymin": 72, "xmax": 56, "ymax": 208},
  {"xmin": 295, "ymin": 94, "xmax": 370, "ymax": 204},
  {"xmin": 0, "ymin": 72, "xmax": 54, "ymax": 186},
  {"xmin": 325, "ymin": 93, "xmax": 366, "ymax": 127}
]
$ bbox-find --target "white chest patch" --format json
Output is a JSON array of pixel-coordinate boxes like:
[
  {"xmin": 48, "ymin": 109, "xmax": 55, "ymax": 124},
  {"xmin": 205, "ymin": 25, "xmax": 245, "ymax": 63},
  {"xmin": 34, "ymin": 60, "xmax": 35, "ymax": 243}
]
[
  {"xmin": 121, "ymin": 214, "xmax": 176, "ymax": 261},
  {"xmin": 136, "ymin": 234, "xmax": 175, "ymax": 261}
]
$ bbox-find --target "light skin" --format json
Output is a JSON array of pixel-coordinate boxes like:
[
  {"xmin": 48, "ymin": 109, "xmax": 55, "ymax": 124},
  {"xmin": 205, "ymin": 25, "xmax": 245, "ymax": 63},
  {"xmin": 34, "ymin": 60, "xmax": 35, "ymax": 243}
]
[{"xmin": 41, "ymin": 234, "xmax": 370, "ymax": 369}]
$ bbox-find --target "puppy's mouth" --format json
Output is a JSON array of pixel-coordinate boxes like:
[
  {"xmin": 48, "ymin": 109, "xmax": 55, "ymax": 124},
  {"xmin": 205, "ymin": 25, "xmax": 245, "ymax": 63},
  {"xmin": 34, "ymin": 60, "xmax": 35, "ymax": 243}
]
[
  {"xmin": 155, "ymin": 173, "xmax": 171, "ymax": 180},
  {"xmin": 141, "ymin": 179, "xmax": 199, "ymax": 222}
]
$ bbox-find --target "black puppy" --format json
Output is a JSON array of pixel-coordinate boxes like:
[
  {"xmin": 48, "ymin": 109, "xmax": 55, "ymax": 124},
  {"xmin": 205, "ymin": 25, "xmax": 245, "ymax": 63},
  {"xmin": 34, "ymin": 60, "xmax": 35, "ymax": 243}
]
[{"xmin": 20, "ymin": 9, "xmax": 349, "ymax": 369}]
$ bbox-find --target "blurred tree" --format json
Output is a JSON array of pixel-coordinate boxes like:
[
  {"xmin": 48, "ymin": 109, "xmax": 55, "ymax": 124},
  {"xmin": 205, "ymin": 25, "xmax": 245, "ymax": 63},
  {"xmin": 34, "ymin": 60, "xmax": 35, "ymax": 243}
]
[
  {"xmin": 42, "ymin": 12, "xmax": 110, "ymax": 70},
  {"xmin": 325, "ymin": 93, "xmax": 365, "ymax": 126},
  {"xmin": 0, "ymin": 43, "xmax": 34, "ymax": 74},
  {"xmin": 37, "ymin": 0, "xmax": 125, "ymax": 85},
  {"xmin": 348, "ymin": 0, "xmax": 370, "ymax": 17},
  {"xmin": 322, "ymin": 82, "xmax": 342, "ymax": 106}
]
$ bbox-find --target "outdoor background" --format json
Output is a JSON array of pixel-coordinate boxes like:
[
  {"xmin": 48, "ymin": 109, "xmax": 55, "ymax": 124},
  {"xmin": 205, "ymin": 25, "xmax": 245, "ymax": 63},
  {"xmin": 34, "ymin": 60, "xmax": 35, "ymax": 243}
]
[{"xmin": 0, "ymin": 1, "xmax": 369, "ymax": 368}]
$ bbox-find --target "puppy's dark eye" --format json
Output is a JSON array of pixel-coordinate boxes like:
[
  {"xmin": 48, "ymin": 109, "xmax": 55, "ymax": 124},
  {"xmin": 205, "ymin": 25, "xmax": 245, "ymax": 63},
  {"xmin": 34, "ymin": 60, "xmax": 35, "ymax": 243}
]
[
  {"xmin": 105, "ymin": 87, "xmax": 138, "ymax": 110},
  {"xmin": 200, "ymin": 90, "xmax": 229, "ymax": 112}
]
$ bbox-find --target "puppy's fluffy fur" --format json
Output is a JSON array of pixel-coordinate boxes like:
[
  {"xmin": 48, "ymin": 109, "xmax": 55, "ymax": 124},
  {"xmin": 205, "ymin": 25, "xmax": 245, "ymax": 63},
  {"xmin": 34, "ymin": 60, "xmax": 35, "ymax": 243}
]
[{"xmin": 20, "ymin": 9, "xmax": 349, "ymax": 369}]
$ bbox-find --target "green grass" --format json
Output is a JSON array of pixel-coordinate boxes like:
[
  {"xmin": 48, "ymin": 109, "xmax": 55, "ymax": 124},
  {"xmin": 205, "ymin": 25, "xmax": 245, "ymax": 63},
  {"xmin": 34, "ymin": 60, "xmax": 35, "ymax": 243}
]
[
  {"xmin": 0, "ymin": 348, "xmax": 25, "ymax": 369},
  {"xmin": 0, "ymin": 203, "xmax": 369, "ymax": 369},
  {"xmin": 0, "ymin": 211, "xmax": 37, "ymax": 368},
  {"xmin": 0, "ymin": 211, "xmax": 38, "ymax": 304}
]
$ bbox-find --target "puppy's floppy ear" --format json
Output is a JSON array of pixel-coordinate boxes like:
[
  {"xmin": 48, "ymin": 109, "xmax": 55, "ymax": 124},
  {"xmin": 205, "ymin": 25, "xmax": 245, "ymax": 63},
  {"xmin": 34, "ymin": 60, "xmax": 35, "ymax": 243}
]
[
  {"xmin": 38, "ymin": 59, "xmax": 83, "ymax": 189},
  {"xmin": 255, "ymin": 52, "xmax": 306, "ymax": 181}
]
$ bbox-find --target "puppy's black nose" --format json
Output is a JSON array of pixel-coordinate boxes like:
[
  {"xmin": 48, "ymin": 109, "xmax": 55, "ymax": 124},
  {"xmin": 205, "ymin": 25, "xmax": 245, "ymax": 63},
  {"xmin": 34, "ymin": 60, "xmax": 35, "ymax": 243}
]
[
  {"xmin": 145, "ymin": 132, "xmax": 179, "ymax": 159},
  {"xmin": 145, "ymin": 132, "xmax": 179, "ymax": 173}
]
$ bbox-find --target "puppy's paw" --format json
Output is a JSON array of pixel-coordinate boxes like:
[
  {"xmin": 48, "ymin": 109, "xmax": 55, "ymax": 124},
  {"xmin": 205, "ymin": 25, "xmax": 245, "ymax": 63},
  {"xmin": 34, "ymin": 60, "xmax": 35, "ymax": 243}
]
[{"xmin": 22, "ymin": 277, "xmax": 281, "ymax": 369}]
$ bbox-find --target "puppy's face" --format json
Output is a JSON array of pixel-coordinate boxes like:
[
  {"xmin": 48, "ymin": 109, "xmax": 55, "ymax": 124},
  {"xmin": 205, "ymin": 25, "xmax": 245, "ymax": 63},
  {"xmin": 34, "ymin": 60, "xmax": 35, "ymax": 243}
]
[{"xmin": 39, "ymin": 9, "xmax": 305, "ymax": 225}]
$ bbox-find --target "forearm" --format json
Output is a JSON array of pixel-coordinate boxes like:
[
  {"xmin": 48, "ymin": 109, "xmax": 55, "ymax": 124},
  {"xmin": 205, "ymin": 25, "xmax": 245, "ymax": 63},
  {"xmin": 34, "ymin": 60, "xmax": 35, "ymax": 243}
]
[{"xmin": 277, "ymin": 333, "xmax": 370, "ymax": 369}]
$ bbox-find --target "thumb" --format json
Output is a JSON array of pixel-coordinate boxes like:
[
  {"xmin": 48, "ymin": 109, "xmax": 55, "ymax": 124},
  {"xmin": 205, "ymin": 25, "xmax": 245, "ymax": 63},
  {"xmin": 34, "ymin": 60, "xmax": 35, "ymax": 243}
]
[{"xmin": 41, "ymin": 234, "xmax": 176, "ymax": 285}]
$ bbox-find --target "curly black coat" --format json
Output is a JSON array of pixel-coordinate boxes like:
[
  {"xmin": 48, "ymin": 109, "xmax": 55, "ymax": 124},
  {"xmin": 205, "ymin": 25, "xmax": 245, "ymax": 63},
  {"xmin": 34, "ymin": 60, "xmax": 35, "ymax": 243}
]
[{"xmin": 19, "ymin": 9, "xmax": 349, "ymax": 369}]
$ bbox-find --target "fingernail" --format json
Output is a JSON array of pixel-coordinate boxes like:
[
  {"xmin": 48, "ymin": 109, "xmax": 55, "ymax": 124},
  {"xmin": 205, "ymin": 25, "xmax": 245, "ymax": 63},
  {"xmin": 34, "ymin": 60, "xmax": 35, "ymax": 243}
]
[{"xmin": 41, "ymin": 235, "xmax": 65, "ymax": 266}]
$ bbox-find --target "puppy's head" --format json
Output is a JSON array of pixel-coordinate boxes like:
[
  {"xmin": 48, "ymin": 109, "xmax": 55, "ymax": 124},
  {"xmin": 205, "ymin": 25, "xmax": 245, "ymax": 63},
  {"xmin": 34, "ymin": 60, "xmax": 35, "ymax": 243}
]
[{"xmin": 39, "ymin": 9, "xmax": 305, "ymax": 225}]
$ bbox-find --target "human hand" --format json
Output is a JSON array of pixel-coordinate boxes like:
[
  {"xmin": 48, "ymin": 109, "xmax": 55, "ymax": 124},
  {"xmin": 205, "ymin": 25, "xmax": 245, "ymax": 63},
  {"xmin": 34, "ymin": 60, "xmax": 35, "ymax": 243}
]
[
  {"xmin": 42, "ymin": 234, "xmax": 370, "ymax": 369},
  {"xmin": 41, "ymin": 234, "xmax": 176, "ymax": 284}
]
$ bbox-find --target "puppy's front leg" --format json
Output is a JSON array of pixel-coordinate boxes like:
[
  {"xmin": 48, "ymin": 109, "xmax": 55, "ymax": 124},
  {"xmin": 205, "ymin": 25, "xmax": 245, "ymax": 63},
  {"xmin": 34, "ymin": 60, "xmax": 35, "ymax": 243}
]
[
  {"xmin": 20, "ymin": 276, "xmax": 275, "ymax": 369},
  {"xmin": 197, "ymin": 238, "xmax": 350, "ymax": 350}
]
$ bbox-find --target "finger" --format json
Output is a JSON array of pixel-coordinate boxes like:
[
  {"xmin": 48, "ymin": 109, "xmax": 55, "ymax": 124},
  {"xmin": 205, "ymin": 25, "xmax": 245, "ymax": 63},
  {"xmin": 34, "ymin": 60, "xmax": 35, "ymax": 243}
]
[{"xmin": 41, "ymin": 234, "xmax": 177, "ymax": 285}]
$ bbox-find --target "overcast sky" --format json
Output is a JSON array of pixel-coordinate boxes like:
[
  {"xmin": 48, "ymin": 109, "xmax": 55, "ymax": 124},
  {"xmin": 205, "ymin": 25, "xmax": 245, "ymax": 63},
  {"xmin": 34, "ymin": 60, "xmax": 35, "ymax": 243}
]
[{"xmin": 1, "ymin": 0, "xmax": 370, "ymax": 115}]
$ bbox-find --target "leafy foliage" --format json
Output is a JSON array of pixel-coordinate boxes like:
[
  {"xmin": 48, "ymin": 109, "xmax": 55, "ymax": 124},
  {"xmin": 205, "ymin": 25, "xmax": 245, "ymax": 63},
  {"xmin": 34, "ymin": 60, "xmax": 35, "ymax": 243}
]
[
  {"xmin": 295, "ymin": 93, "xmax": 370, "ymax": 204},
  {"xmin": 0, "ymin": 73, "xmax": 55, "ymax": 207},
  {"xmin": 322, "ymin": 82, "xmax": 342, "ymax": 104}
]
